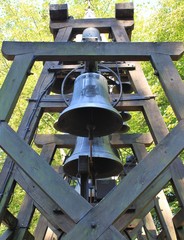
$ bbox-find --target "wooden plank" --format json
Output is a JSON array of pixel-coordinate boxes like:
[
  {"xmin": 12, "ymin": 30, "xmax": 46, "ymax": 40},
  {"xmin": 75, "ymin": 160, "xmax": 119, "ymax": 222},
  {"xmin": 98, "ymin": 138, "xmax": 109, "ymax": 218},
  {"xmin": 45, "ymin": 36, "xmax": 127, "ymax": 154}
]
[
  {"xmin": 0, "ymin": 175, "xmax": 16, "ymax": 223},
  {"xmin": 127, "ymin": 220, "xmax": 144, "ymax": 239},
  {"xmin": 2, "ymin": 42, "xmax": 183, "ymax": 61},
  {"xmin": 173, "ymin": 209, "xmax": 184, "ymax": 240},
  {"xmin": 0, "ymin": 54, "xmax": 34, "ymax": 121},
  {"xmin": 114, "ymin": 163, "xmax": 170, "ymax": 232},
  {"xmin": 0, "ymin": 229, "xmax": 34, "ymax": 240},
  {"xmin": 173, "ymin": 208, "xmax": 184, "ymax": 228},
  {"xmin": 151, "ymin": 53, "xmax": 184, "ymax": 120},
  {"xmin": 143, "ymin": 213, "xmax": 157, "ymax": 239},
  {"xmin": 111, "ymin": 22, "xmax": 130, "ymax": 42},
  {"xmin": 12, "ymin": 143, "xmax": 57, "ymax": 240},
  {"xmin": 154, "ymin": 191, "xmax": 177, "ymax": 239},
  {"xmin": 34, "ymin": 215, "xmax": 48, "ymax": 240},
  {"xmin": 0, "ymin": 230, "xmax": 14, "ymax": 240},
  {"xmin": 115, "ymin": 3, "xmax": 134, "ymax": 20},
  {"xmin": 2, "ymin": 210, "xmax": 17, "ymax": 230},
  {"xmin": 62, "ymin": 120, "xmax": 184, "ymax": 240},
  {"xmin": 0, "ymin": 122, "xmax": 92, "ymax": 223},
  {"xmin": 98, "ymin": 226, "xmax": 127, "ymax": 240},
  {"xmin": 132, "ymin": 142, "xmax": 177, "ymax": 239},
  {"xmin": 170, "ymin": 159, "xmax": 184, "ymax": 206},
  {"xmin": 34, "ymin": 133, "xmax": 153, "ymax": 148},
  {"xmin": 13, "ymin": 155, "xmax": 75, "ymax": 234},
  {"xmin": 144, "ymin": 100, "xmax": 184, "ymax": 205},
  {"xmin": 49, "ymin": 4, "xmax": 68, "ymax": 21},
  {"xmin": 50, "ymin": 18, "xmax": 134, "ymax": 34},
  {"xmin": 44, "ymin": 228, "xmax": 57, "ymax": 240}
]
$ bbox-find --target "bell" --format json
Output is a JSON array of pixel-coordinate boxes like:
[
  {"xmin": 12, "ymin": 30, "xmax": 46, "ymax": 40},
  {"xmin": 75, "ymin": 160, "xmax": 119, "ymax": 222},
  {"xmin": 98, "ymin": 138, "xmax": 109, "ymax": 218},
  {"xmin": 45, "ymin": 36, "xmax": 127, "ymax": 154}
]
[
  {"xmin": 113, "ymin": 82, "xmax": 133, "ymax": 94},
  {"xmin": 119, "ymin": 122, "xmax": 130, "ymax": 133},
  {"xmin": 51, "ymin": 76, "xmax": 74, "ymax": 94},
  {"xmin": 120, "ymin": 111, "xmax": 132, "ymax": 122},
  {"xmin": 63, "ymin": 136, "xmax": 123, "ymax": 178},
  {"xmin": 54, "ymin": 72, "xmax": 122, "ymax": 137}
]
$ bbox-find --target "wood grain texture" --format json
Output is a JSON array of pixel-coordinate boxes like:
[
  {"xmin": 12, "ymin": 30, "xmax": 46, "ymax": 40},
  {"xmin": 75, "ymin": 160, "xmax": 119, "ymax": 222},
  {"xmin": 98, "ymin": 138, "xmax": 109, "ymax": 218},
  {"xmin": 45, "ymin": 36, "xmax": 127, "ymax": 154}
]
[
  {"xmin": 0, "ymin": 54, "xmax": 34, "ymax": 121},
  {"xmin": 151, "ymin": 53, "xmax": 184, "ymax": 120},
  {"xmin": 2, "ymin": 42, "xmax": 183, "ymax": 61},
  {"xmin": 62, "ymin": 120, "xmax": 184, "ymax": 240},
  {"xmin": 0, "ymin": 122, "xmax": 92, "ymax": 223}
]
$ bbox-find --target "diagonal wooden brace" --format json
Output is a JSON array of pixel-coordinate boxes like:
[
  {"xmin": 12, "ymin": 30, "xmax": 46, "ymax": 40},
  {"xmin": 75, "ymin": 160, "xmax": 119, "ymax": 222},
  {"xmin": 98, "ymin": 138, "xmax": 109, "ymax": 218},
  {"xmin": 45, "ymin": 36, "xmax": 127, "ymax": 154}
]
[{"xmin": 62, "ymin": 120, "xmax": 184, "ymax": 239}]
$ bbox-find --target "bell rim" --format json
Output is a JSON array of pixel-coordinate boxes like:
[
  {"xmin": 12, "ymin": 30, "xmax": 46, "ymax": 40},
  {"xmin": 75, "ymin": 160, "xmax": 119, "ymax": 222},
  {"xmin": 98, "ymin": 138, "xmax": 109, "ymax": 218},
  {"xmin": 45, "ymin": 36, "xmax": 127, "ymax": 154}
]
[{"xmin": 54, "ymin": 104, "xmax": 122, "ymax": 136}]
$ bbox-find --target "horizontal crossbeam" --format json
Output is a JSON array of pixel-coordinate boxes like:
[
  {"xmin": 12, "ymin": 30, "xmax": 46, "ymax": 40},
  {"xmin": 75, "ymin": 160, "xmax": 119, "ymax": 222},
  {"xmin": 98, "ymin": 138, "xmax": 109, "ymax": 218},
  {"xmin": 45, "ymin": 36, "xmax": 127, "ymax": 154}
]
[
  {"xmin": 2, "ymin": 41, "xmax": 183, "ymax": 61},
  {"xmin": 34, "ymin": 133, "xmax": 153, "ymax": 148}
]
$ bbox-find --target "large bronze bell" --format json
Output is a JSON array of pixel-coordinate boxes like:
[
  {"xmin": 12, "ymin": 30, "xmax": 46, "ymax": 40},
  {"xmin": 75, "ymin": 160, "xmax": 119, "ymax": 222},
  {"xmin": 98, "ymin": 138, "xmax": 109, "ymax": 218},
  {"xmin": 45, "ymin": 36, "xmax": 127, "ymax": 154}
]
[
  {"xmin": 63, "ymin": 136, "xmax": 123, "ymax": 178},
  {"xmin": 54, "ymin": 72, "xmax": 122, "ymax": 137}
]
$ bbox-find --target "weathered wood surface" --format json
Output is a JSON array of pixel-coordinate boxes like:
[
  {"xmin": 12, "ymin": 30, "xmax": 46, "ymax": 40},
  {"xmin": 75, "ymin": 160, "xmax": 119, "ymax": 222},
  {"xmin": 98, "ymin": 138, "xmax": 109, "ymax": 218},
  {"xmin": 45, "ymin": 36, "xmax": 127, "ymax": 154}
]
[
  {"xmin": 34, "ymin": 133, "xmax": 153, "ymax": 148},
  {"xmin": 132, "ymin": 143, "xmax": 177, "ymax": 240},
  {"xmin": 98, "ymin": 226, "xmax": 127, "ymax": 240},
  {"xmin": 115, "ymin": 2, "xmax": 134, "ymax": 20},
  {"xmin": 143, "ymin": 213, "xmax": 157, "ymax": 239},
  {"xmin": 154, "ymin": 191, "xmax": 177, "ymax": 240},
  {"xmin": 0, "ymin": 174, "xmax": 15, "ymax": 224},
  {"xmin": 0, "ymin": 229, "xmax": 14, "ymax": 240},
  {"xmin": 173, "ymin": 208, "xmax": 184, "ymax": 228},
  {"xmin": 114, "ymin": 145, "xmax": 171, "ymax": 232},
  {"xmin": 62, "ymin": 120, "xmax": 184, "ymax": 239},
  {"xmin": 50, "ymin": 18, "xmax": 134, "ymax": 34},
  {"xmin": 2, "ymin": 42, "xmax": 183, "ymax": 61},
  {"xmin": 12, "ymin": 155, "xmax": 75, "ymax": 234},
  {"xmin": 151, "ymin": 53, "xmax": 184, "ymax": 120},
  {"xmin": 2, "ymin": 210, "xmax": 17, "ymax": 230},
  {"xmin": 49, "ymin": 4, "xmax": 68, "ymax": 21},
  {"xmin": 0, "ymin": 54, "xmax": 34, "ymax": 121},
  {"xmin": 144, "ymin": 100, "xmax": 184, "ymax": 205},
  {"xmin": 111, "ymin": 22, "xmax": 130, "ymax": 42},
  {"xmin": 0, "ymin": 122, "xmax": 92, "ymax": 222},
  {"xmin": 34, "ymin": 215, "xmax": 48, "ymax": 240}
]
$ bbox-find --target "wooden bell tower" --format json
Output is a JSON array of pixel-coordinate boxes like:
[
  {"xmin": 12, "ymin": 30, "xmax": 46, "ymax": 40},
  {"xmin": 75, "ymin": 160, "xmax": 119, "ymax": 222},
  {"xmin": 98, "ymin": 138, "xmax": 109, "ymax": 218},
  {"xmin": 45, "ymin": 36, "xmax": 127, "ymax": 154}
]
[{"xmin": 0, "ymin": 3, "xmax": 184, "ymax": 239}]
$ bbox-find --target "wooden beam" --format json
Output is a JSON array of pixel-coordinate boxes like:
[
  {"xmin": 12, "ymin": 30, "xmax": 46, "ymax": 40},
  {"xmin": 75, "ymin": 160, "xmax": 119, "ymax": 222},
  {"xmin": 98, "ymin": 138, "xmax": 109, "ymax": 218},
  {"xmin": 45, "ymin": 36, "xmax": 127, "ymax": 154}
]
[
  {"xmin": 173, "ymin": 208, "xmax": 184, "ymax": 229},
  {"xmin": 34, "ymin": 133, "xmax": 153, "ymax": 148},
  {"xmin": 2, "ymin": 210, "xmax": 17, "ymax": 230},
  {"xmin": 114, "ymin": 158, "xmax": 171, "ymax": 232},
  {"xmin": 98, "ymin": 226, "xmax": 127, "ymax": 240},
  {"xmin": 143, "ymin": 213, "xmax": 157, "ymax": 239},
  {"xmin": 115, "ymin": 3, "xmax": 134, "ymax": 20},
  {"xmin": 49, "ymin": 4, "xmax": 68, "ymax": 21},
  {"xmin": 62, "ymin": 120, "xmax": 184, "ymax": 240},
  {"xmin": 143, "ymin": 100, "xmax": 184, "ymax": 206},
  {"xmin": 0, "ymin": 174, "xmax": 16, "ymax": 224},
  {"xmin": 0, "ymin": 122, "xmax": 92, "ymax": 223},
  {"xmin": 151, "ymin": 53, "xmax": 184, "ymax": 120},
  {"xmin": 2, "ymin": 42, "xmax": 183, "ymax": 61},
  {"xmin": 154, "ymin": 191, "xmax": 177, "ymax": 239},
  {"xmin": 132, "ymin": 143, "xmax": 177, "ymax": 239},
  {"xmin": 0, "ymin": 54, "xmax": 34, "ymax": 121},
  {"xmin": 49, "ymin": 18, "xmax": 134, "ymax": 34},
  {"xmin": 0, "ymin": 230, "xmax": 14, "ymax": 240}
]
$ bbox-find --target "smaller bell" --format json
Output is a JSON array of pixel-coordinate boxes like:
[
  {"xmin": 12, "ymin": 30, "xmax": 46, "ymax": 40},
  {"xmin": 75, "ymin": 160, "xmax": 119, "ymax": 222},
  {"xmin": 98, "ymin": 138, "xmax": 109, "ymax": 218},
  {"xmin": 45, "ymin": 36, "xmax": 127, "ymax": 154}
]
[
  {"xmin": 63, "ymin": 136, "xmax": 123, "ymax": 178},
  {"xmin": 120, "ymin": 111, "xmax": 132, "ymax": 122},
  {"xmin": 113, "ymin": 82, "xmax": 133, "ymax": 94},
  {"xmin": 119, "ymin": 122, "xmax": 130, "ymax": 133}
]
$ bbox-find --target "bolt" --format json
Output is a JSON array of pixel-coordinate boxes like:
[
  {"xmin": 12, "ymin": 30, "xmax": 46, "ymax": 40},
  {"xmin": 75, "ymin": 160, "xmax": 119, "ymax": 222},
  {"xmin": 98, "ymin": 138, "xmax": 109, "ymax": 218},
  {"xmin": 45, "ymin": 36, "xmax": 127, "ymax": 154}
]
[{"xmin": 91, "ymin": 222, "xmax": 97, "ymax": 229}]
